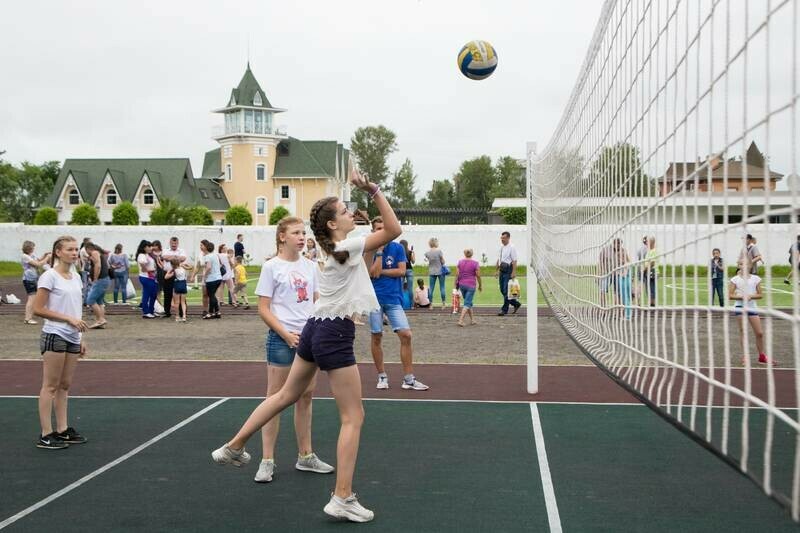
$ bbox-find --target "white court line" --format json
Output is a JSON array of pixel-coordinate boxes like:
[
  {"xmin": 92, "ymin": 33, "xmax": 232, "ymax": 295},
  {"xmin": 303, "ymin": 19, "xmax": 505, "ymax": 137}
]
[
  {"xmin": 530, "ymin": 402, "xmax": 563, "ymax": 533},
  {"xmin": 0, "ymin": 398, "xmax": 229, "ymax": 530}
]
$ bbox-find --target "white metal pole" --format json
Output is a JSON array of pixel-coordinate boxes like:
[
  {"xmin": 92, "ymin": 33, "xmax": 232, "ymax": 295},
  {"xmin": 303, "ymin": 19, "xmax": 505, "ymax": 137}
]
[{"xmin": 526, "ymin": 141, "xmax": 538, "ymax": 394}]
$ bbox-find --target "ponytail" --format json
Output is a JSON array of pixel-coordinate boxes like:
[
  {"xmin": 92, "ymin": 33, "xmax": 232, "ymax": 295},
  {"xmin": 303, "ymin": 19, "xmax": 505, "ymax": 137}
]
[{"xmin": 50, "ymin": 235, "xmax": 77, "ymax": 267}]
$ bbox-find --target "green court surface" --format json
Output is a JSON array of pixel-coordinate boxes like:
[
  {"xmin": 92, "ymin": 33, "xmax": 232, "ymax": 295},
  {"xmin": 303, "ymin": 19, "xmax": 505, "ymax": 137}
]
[{"xmin": 1, "ymin": 398, "xmax": 796, "ymax": 531}]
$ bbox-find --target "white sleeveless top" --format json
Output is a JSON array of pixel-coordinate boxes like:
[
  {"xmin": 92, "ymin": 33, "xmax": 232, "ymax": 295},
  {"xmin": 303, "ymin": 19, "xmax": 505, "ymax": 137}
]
[{"xmin": 312, "ymin": 236, "xmax": 379, "ymax": 320}]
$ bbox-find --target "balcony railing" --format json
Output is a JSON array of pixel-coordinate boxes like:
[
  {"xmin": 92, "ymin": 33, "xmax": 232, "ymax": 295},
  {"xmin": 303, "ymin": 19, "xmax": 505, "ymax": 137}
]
[{"xmin": 212, "ymin": 125, "xmax": 288, "ymax": 138}]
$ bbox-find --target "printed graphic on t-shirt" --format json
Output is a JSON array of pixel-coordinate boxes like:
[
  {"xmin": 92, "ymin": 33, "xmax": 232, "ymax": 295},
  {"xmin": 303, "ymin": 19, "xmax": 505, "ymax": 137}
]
[
  {"xmin": 290, "ymin": 271, "xmax": 309, "ymax": 303},
  {"xmin": 384, "ymin": 254, "xmax": 396, "ymax": 268}
]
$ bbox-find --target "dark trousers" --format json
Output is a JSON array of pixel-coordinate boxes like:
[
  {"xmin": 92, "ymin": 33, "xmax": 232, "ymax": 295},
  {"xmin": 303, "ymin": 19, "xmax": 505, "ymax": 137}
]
[
  {"xmin": 162, "ymin": 276, "xmax": 175, "ymax": 317},
  {"xmin": 499, "ymin": 270, "xmax": 520, "ymax": 313},
  {"xmin": 206, "ymin": 280, "xmax": 221, "ymax": 314},
  {"xmin": 711, "ymin": 278, "xmax": 724, "ymax": 307}
]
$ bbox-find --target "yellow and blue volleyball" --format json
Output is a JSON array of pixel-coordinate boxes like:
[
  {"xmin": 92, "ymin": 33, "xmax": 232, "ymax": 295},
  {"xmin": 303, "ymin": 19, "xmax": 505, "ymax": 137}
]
[{"xmin": 457, "ymin": 40, "xmax": 498, "ymax": 80}]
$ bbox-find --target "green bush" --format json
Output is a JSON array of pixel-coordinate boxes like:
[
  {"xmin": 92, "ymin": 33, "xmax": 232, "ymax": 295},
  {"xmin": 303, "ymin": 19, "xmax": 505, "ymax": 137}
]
[
  {"xmin": 225, "ymin": 205, "xmax": 253, "ymax": 225},
  {"xmin": 184, "ymin": 205, "xmax": 214, "ymax": 225},
  {"xmin": 70, "ymin": 203, "xmax": 100, "ymax": 225},
  {"xmin": 32, "ymin": 207, "xmax": 58, "ymax": 225},
  {"xmin": 497, "ymin": 207, "xmax": 526, "ymax": 225},
  {"xmin": 111, "ymin": 201, "xmax": 139, "ymax": 225},
  {"xmin": 269, "ymin": 206, "xmax": 290, "ymax": 225}
]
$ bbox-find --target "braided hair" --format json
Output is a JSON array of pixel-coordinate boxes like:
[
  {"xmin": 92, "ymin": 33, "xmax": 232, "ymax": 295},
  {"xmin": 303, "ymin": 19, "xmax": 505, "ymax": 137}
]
[
  {"xmin": 49, "ymin": 235, "xmax": 77, "ymax": 267},
  {"xmin": 309, "ymin": 197, "xmax": 349, "ymax": 264}
]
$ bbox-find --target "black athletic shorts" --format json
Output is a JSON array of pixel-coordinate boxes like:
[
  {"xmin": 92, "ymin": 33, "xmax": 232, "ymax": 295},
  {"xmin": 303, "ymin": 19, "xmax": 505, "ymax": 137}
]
[
  {"xmin": 296, "ymin": 317, "xmax": 356, "ymax": 371},
  {"xmin": 40, "ymin": 333, "xmax": 81, "ymax": 355}
]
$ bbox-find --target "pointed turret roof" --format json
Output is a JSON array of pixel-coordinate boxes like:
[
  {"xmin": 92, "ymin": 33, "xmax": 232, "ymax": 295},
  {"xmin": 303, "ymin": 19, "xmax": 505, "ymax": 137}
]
[{"xmin": 227, "ymin": 63, "xmax": 272, "ymax": 108}]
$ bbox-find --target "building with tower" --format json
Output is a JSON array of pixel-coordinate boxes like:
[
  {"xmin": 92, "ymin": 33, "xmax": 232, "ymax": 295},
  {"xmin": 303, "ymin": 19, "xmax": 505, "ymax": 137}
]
[{"xmin": 46, "ymin": 63, "xmax": 352, "ymax": 225}]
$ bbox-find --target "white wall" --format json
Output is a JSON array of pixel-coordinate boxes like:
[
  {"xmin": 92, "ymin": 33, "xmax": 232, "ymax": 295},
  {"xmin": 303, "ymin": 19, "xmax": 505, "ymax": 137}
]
[{"xmin": 2, "ymin": 223, "xmax": 796, "ymax": 268}]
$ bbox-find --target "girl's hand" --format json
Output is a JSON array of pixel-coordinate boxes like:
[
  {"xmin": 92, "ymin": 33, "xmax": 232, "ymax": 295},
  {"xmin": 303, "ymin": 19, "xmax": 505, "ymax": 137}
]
[
  {"xmin": 349, "ymin": 166, "xmax": 377, "ymax": 194},
  {"xmin": 69, "ymin": 317, "xmax": 88, "ymax": 332},
  {"xmin": 79, "ymin": 342, "xmax": 87, "ymax": 358},
  {"xmin": 283, "ymin": 331, "xmax": 300, "ymax": 348}
]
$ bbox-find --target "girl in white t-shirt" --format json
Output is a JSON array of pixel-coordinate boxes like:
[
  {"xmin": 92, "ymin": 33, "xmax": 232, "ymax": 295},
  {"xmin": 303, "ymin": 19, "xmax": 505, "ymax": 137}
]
[
  {"xmin": 32, "ymin": 235, "xmax": 89, "ymax": 450},
  {"xmin": 164, "ymin": 258, "xmax": 191, "ymax": 322},
  {"xmin": 213, "ymin": 168, "xmax": 400, "ymax": 522},
  {"xmin": 729, "ymin": 266, "xmax": 776, "ymax": 366},
  {"xmin": 136, "ymin": 240, "xmax": 157, "ymax": 319},
  {"xmin": 249, "ymin": 216, "xmax": 333, "ymax": 483}
]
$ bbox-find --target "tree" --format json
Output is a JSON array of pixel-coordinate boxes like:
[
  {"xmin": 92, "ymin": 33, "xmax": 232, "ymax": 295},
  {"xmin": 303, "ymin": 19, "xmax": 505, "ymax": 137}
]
[
  {"xmin": 497, "ymin": 207, "xmax": 526, "ymax": 225},
  {"xmin": 33, "ymin": 207, "xmax": 58, "ymax": 225},
  {"xmin": 0, "ymin": 160, "xmax": 60, "ymax": 222},
  {"xmin": 184, "ymin": 205, "xmax": 214, "ymax": 225},
  {"xmin": 587, "ymin": 143, "xmax": 653, "ymax": 197},
  {"xmin": 269, "ymin": 205, "xmax": 290, "ymax": 225},
  {"xmin": 453, "ymin": 156, "xmax": 496, "ymax": 210},
  {"xmin": 389, "ymin": 158, "xmax": 418, "ymax": 207},
  {"xmin": 493, "ymin": 156, "xmax": 526, "ymax": 198},
  {"xmin": 112, "ymin": 201, "xmax": 139, "ymax": 225},
  {"xmin": 421, "ymin": 179, "xmax": 457, "ymax": 208},
  {"xmin": 349, "ymin": 125, "xmax": 398, "ymax": 211},
  {"xmin": 70, "ymin": 203, "xmax": 100, "ymax": 225},
  {"xmin": 225, "ymin": 205, "xmax": 253, "ymax": 225},
  {"xmin": 148, "ymin": 198, "xmax": 183, "ymax": 225}
]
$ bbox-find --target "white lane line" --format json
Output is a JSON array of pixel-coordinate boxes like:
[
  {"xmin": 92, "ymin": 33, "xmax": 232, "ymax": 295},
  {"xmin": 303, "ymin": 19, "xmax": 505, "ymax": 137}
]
[
  {"xmin": 0, "ymin": 397, "xmax": 229, "ymax": 530},
  {"xmin": 530, "ymin": 402, "xmax": 563, "ymax": 533}
]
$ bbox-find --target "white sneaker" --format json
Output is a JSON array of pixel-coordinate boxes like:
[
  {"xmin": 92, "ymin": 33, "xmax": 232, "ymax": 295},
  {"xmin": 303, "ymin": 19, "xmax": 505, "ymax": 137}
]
[
  {"xmin": 254, "ymin": 458, "xmax": 275, "ymax": 482},
  {"xmin": 211, "ymin": 444, "xmax": 251, "ymax": 467},
  {"xmin": 376, "ymin": 375, "xmax": 389, "ymax": 390},
  {"xmin": 295, "ymin": 452, "xmax": 334, "ymax": 474},
  {"xmin": 324, "ymin": 493, "xmax": 374, "ymax": 523},
  {"xmin": 401, "ymin": 379, "xmax": 429, "ymax": 391}
]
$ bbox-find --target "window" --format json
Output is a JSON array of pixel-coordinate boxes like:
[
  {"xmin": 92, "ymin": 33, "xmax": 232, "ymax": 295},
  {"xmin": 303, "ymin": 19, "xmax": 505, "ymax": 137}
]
[
  {"xmin": 225, "ymin": 163, "xmax": 232, "ymax": 182},
  {"xmin": 254, "ymin": 92, "xmax": 262, "ymax": 106},
  {"xmin": 244, "ymin": 109, "xmax": 253, "ymax": 134},
  {"xmin": 143, "ymin": 188, "xmax": 154, "ymax": 205},
  {"xmin": 713, "ymin": 215, "xmax": 725, "ymax": 224},
  {"xmin": 256, "ymin": 197, "xmax": 266, "ymax": 215},
  {"xmin": 281, "ymin": 185, "xmax": 290, "ymax": 199},
  {"xmin": 68, "ymin": 189, "xmax": 80, "ymax": 205},
  {"xmin": 728, "ymin": 214, "xmax": 743, "ymax": 224},
  {"xmin": 106, "ymin": 188, "xmax": 117, "ymax": 205},
  {"xmin": 213, "ymin": 190, "xmax": 222, "ymax": 199},
  {"xmin": 254, "ymin": 110, "xmax": 263, "ymax": 133},
  {"xmin": 254, "ymin": 145, "xmax": 266, "ymax": 156},
  {"xmin": 199, "ymin": 188, "xmax": 209, "ymax": 199},
  {"xmin": 256, "ymin": 164, "xmax": 266, "ymax": 181},
  {"xmin": 278, "ymin": 142, "xmax": 289, "ymax": 156}
]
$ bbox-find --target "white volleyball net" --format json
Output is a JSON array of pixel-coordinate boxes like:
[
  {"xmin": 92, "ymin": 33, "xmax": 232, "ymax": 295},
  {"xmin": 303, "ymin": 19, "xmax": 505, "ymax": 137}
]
[{"xmin": 528, "ymin": 0, "xmax": 800, "ymax": 519}]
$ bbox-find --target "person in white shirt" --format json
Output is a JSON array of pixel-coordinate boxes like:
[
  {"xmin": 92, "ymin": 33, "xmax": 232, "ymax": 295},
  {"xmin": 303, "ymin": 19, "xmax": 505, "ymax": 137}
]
[
  {"xmin": 164, "ymin": 258, "xmax": 191, "ymax": 322},
  {"xmin": 32, "ymin": 236, "xmax": 89, "ymax": 450},
  {"xmin": 136, "ymin": 240, "xmax": 158, "ymax": 319},
  {"xmin": 495, "ymin": 231, "xmax": 521, "ymax": 315},
  {"xmin": 249, "ymin": 216, "xmax": 333, "ymax": 484},
  {"xmin": 21, "ymin": 240, "xmax": 51, "ymax": 325},
  {"xmin": 160, "ymin": 237, "xmax": 186, "ymax": 319},
  {"xmin": 212, "ymin": 167, "xmax": 399, "ymax": 523},
  {"xmin": 218, "ymin": 243, "xmax": 238, "ymax": 307},
  {"xmin": 729, "ymin": 263, "xmax": 776, "ymax": 366}
]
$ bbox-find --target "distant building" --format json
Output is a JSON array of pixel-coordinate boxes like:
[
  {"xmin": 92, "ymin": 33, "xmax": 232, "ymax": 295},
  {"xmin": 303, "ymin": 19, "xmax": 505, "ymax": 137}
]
[{"xmin": 47, "ymin": 63, "xmax": 352, "ymax": 225}]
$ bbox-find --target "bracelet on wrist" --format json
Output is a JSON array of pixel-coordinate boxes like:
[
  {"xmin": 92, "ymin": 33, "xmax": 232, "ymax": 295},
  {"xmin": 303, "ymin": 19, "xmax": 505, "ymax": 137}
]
[{"xmin": 367, "ymin": 185, "xmax": 381, "ymax": 199}]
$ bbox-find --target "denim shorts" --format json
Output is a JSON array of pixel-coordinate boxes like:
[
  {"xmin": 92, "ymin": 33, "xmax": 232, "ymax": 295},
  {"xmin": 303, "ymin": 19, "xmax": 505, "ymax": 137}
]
[
  {"xmin": 369, "ymin": 302, "xmax": 410, "ymax": 333},
  {"xmin": 85, "ymin": 278, "xmax": 110, "ymax": 306},
  {"xmin": 23, "ymin": 280, "xmax": 38, "ymax": 295},
  {"xmin": 296, "ymin": 317, "xmax": 356, "ymax": 371},
  {"xmin": 266, "ymin": 330, "xmax": 296, "ymax": 366},
  {"xmin": 459, "ymin": 286, "xmax": 476, "ymax": 308}
]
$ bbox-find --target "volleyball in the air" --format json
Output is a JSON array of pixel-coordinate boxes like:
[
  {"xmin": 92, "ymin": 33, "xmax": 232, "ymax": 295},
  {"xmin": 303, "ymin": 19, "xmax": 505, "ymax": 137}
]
[{"xmin": 457, "ymin": 40, "xmax": 498, "ymax": 80}]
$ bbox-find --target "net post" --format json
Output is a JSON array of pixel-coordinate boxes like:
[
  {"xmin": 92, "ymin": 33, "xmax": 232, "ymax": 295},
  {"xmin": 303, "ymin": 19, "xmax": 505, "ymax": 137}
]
[{"xmin": 526, "ymin": 141, "xmax": 538, "ymax": 394}]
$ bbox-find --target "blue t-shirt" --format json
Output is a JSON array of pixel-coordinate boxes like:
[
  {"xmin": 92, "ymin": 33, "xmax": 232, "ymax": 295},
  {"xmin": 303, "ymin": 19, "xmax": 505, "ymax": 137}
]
[{"xmin": 371, "ymin": 241, "xmax": 407, "ymax": 305}]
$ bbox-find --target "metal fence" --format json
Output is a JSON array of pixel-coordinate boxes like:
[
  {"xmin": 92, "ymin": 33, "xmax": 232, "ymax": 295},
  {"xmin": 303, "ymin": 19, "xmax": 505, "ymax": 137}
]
[{"xmin": 394, "ymin": 208, "xmax": 488, "ymax": 225}]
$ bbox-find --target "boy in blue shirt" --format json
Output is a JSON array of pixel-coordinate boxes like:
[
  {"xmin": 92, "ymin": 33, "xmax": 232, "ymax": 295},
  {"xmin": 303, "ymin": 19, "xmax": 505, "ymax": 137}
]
[{"xmin": 366, "ymin": 217, "xmax": 429, "ymax": 391}]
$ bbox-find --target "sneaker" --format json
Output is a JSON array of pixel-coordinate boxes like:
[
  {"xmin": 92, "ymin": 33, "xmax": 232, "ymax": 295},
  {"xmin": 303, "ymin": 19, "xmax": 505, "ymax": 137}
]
[
  {"xmin": 376, "ymin": 375, "xmax": 389, "ymax": 390},
  {"xmin": 513, "ymin": 302, "xmax": 522, "ymax": 314},
  {"xmin": 758, "ymin": 353, "xmax": 779, "ymax": 366},
  {"xmin": 56, "ymin": 427, "xmax": 87, "ymax": 444},
  {"xmin": 323, "ymin": 493, "xmax": 374, "ymax": 523},
  {"xmin": 254, "ymin": 459, "xmax": 275, "ymax": 483},
  {"xmin": 785, "ymin": 279, "xmax": 791, "ymax": 285},
  {"xmin": 296, "ymin": 452, "xmax": 334, "ymax": 474},
  {"xmin": 143, "ymin": 314, "xmax": 156, "ymax": 319},
  {"xmin": 211, "ymin": 444, "xmax": 251, "ymax": 467},
  {"xmin": 401, "ymin": 379, "xmax": 429, "ymax": 391},
  {"xmin": 37, "ymin": 432, "xmax": 69, "ymax": 450}
]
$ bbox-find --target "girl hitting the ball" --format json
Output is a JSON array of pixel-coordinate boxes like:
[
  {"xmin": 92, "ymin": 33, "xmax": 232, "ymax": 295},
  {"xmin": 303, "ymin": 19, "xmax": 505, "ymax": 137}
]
[{"xmin": 212, "ymin": 166, "xmax": 400, "ymax": 523}]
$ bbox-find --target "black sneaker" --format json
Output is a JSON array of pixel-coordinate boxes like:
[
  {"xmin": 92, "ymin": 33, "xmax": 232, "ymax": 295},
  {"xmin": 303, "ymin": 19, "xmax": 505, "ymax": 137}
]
[
  {"xmin": 37, "ymin": 432, "xmax": 69, "ymax": 450},
  {"xmin": 57, "ymin": 427, "xmax": 87, "ymax": 444}
]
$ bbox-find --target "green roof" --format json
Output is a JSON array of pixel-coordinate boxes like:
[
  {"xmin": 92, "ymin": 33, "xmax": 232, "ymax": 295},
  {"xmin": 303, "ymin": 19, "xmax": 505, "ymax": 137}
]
[
  {"xmin": 49, "ymin": 158, "xmax": 229, "ymax": 211},
  {"xmin": 201, "ymin": 148, "xmax": 222, "ymax": 179},
  {"xmin": 274, "ymin": 138, "xmax": 341, "ymax": 178},
  {"xmin": 228, "ymin": 63, "xmax": 272, "ymax": 108}
]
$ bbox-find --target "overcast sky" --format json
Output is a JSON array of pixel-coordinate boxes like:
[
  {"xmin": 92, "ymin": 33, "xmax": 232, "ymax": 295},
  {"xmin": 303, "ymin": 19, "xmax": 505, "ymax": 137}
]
[{"xmin": 0, "ymin": 0, "xmax": 603, "ymax": 194}]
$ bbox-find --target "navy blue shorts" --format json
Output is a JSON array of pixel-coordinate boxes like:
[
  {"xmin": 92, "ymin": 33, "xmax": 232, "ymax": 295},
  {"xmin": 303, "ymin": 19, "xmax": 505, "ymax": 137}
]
[
  {"xmin": 296, "ymin": 317, "xmax": 356, "ymax": 371},
  {"xmin": 23, "ymin": 280, "xmax": 38, "ymax": 295},
  {"xmin": 173, "ymin": 280, "xmax": 188, "ymax": 294}
]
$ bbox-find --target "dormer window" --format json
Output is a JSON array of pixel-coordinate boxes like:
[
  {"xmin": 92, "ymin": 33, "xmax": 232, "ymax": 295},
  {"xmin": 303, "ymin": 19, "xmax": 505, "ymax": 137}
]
[
  {"xmin": 143, "ymin": 188, "xmax": 154, "ymax": 205},
  {"xmin": 106, "ymin": 188, "xmax": 117, "ymax": 205},
  {"xmin": 68, "ymin": 189, "xmax": 80, "ymax": 205},
  {"xmin": 213, "ymin": 190, "xmax": 223, "ymax": 199},
  {"xmin": 199, "ymin": 188, "xmax": 209, "ymax": 199},
  {"xmin": 253, "ymin": 92, "xmax": 262, "ymax": 106}
]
